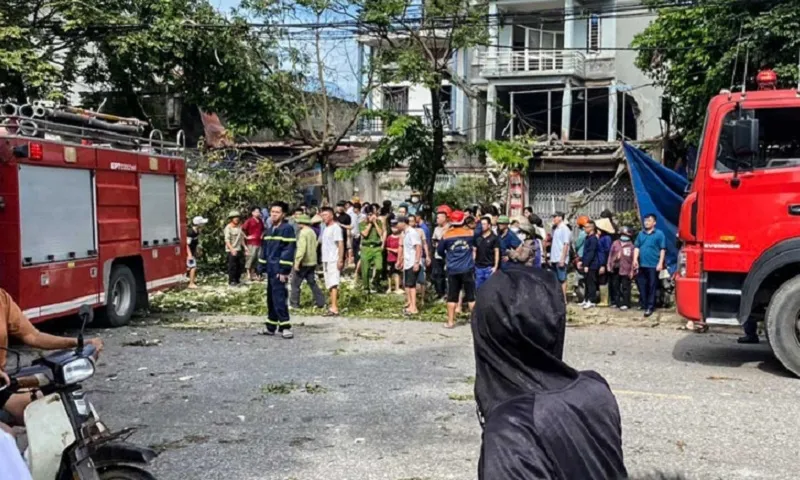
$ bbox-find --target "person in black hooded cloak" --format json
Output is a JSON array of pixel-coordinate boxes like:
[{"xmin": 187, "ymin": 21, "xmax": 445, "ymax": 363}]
[{"xmin": 473, "ymin": 264, "xmax": 627, "ymax": 480}]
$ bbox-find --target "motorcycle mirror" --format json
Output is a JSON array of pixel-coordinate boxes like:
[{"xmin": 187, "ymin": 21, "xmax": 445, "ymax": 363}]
[
  {"xmin": 78, "ymin": 304, "xmax": 94, "ymax": 324},
  {"xmin": 77, "ymin": 305, "xmax": 94, "ymax": 353}
]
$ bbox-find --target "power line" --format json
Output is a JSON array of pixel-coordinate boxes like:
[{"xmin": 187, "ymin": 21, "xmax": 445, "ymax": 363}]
[{"xmin": 2, "ymin": 0, "xmax": 750, "ymax": 34}]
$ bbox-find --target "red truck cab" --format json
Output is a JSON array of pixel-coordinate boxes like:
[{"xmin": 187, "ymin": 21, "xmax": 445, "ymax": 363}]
[{"xmin": 676, "ymin": 73, "xmax": 800, "ymax": 376}]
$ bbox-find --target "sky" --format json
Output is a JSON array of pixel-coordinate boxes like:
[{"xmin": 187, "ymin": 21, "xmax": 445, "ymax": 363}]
[{"xmin": 216, "ymin": 0, "xmax": 360, "ymax": 100}]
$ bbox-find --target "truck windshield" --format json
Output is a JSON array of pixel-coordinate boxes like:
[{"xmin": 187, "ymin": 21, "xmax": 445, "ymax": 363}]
[{"xmin": 716, "ymin": 107, "xmax": 800, "ymax": 172}]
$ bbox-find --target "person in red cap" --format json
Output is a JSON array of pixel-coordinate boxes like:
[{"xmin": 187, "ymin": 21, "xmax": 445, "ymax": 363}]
[
  {"xmin": 437, "ymin": 210, "xmax": 477, "ymax": 328},
  {"xmin": 431, "ymin": 205, "xmax": 452, "ymax": 299}
]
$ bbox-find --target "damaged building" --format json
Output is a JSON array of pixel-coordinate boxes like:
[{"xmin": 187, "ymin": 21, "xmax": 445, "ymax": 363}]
[
  {"xmin": 352, "ymin": 0, "xmax": 665, "ymax": 214},
  {"xmin": 471, "ymin": 0, "xmax": 664, "ymax": 216}
]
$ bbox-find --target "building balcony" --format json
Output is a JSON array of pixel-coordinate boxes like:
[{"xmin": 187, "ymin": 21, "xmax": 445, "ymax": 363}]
[
  {"xmin": 478, "ymin": 49, "xmax": 585, "ymax": 78},
  {"xmin": 348, "ymin": 108, "xmax": 461, "ymax": 139}
]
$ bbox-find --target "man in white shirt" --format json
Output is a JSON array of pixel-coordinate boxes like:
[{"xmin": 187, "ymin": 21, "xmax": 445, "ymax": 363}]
[
  {"xmin": 348, "ymin": 202, "xmax": 363, "ymax": 268},
  {"xmin": 320, "ymin": 207, "xmax": 344, "ymax": 316},
  {"xmin": 396, "ymin": 216, "xmax": 422, "ymax": 315},
  {"xmin": 550, "ymin": 211, "xmax": 572, "ymax": 302},
  {"xmin": 431, "ymin": 205, "xmax": 451, "ymax": 299}
]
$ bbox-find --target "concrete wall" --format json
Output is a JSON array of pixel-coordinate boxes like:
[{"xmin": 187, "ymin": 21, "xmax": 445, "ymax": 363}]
[
  {"xmin": 614, "ymin": 9, "xmax": 662, "ymax": 140},
  {"xmin": 327, "ymin": 170, "xmax": 380, "ymax": 204}
]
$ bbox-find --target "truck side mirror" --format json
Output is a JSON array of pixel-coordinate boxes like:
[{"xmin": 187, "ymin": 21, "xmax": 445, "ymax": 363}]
[{"xmin": 732, "ymin": 118, "xmax": 759, "ymax": 158}]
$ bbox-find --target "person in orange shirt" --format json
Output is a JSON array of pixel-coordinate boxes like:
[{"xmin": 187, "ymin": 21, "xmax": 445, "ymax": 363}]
[{"xmin": 0, "ymin": 289, "xmax": 103, "ymax": 432}]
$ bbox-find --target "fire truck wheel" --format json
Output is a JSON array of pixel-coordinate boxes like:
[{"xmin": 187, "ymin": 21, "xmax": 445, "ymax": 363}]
[
  {"xmin": 102, "ymin": 265, "xmax": 137, "ymax": 327},
  {"xmin": 765, "ymin": 275, "xmax": 800, "ymax": 378}
]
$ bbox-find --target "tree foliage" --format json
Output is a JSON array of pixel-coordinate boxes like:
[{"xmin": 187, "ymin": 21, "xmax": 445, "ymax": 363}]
[
  {"xmin": 339, "ymin": 0, "xmax": 490, "ymax": 203},
  {"xmin": 0, "ymin": 0, "xmax": 292, "ymax": 135},
  {"xmin": 187, "ymin": 148, "xmax": 299, "ymax": 267},
  {"xmin": 633, "ymin": 0, "xmax": 800, "ymax": 142},
  {"xmin": 336, "ymin": 112, "xmax": 439, "ymax": 193},
  {"xmin": 433, "ymin": 176, "xmax": 503, "ymax": 210}
]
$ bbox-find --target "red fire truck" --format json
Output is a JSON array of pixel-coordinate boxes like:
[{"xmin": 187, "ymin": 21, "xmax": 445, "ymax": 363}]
[
  {"xmin": 0, "ymin": 102, "xmax": 187, "ymax": 327},
  {"xmin": 675, "ymin": 70, "xmax": 800, "ymax": 376}
]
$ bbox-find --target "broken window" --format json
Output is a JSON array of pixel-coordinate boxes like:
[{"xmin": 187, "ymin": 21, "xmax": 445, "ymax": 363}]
[
  {"xmin": 382, "ymin": 87, "xmax": 409, "ymax": 113},
  {"xmin": 570, "ymin": 87, "xmax": 608, "ymax": 141}
]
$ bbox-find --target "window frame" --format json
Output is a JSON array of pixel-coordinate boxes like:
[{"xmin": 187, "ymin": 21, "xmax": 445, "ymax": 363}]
[
  {"xmin": 713, "ymin": 105, "xmax": 800, "ymax": 174},
  {"xmin": 587, "ymin": 13, "xmax": 601, "ymax": 53}
]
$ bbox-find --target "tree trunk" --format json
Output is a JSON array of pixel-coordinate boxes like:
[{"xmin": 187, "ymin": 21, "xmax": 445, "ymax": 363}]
[
  {"xmin": 320, "ymin": 154, "xmax": 331, "ymax": 206},
  {"xmin": 428, "ymin": 85, "xmax": 446, "ymax": 209}
]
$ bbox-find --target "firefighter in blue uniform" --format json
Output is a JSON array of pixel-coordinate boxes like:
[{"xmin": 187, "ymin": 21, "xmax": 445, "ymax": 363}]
[{"xmin": 258, "ymin": 202, "xmax": 297, "ymax": 338}]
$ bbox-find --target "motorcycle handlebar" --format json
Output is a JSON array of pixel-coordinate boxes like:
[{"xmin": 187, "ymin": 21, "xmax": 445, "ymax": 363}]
[{"xmin": 13, "ymin": 375, "xmax": 46, "ymax": 390}]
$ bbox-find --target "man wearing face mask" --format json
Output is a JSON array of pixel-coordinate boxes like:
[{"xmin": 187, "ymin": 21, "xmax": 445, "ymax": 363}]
[
  {"xmin": 472, "ymin": 266, "xmax": 627, "ymax": 480},
  {"xmin": 608, "ymin": 226, "xmax": 635, "ymax": 310},
  {"xmin": 510, "ymin": 217, "xmax": 527, "ymax": 242},
  {"xmin": 497, "ymin": 216, "xmax": 522, "ymax": 271},
  {"xmin": 407, "ymin": 191, "xmax": 422, "ymax": 216}
]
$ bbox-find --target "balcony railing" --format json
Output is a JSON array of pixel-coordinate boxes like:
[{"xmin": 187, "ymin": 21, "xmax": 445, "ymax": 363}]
[
  {"xmin": 478, "ymin": 49, "xmax": 585, "ymax": 77},
  {"xmin": 351, "ymin": 108, "xmax": 456, "ymax": 136}
]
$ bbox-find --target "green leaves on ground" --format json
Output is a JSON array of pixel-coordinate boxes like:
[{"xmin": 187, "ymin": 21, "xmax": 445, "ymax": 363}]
[
  {"xmin": 150, "ymin": 274, "xmax": 451, "ymax": 322},
  {"xmin": 447, "ymin": 393, "xmax": 474, "ymax": 402},
  {"xmin": 259, "ymin": 381, "xmax": 327, "ymax": 395}
]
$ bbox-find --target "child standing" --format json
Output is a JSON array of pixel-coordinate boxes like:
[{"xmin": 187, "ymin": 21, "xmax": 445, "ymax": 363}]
[
  {"xmin": 385, "ymin": 221, "xmax": 403, "ymax": 294},
  {"xmin": 607, "ymin": 226, "xmax": 635, "ymax": 309}
]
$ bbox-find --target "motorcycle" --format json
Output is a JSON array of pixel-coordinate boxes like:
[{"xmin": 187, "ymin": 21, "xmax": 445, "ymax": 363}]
[{"xmin": 1, "ymin": 305, "xmax": 158, "ymax": 480}]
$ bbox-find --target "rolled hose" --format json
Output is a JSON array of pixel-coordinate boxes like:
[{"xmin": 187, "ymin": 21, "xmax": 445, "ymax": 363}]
[
  {"xmin": 1, "ymin": 103, "xmax": 18, "ymax": 116},
  {"xmin": 41, "ymin": 108, "xmax": 144, "ymax": 134},
  {"xmin": 18, "ymin": 104, "xmax": 34, "ymax": 117}
]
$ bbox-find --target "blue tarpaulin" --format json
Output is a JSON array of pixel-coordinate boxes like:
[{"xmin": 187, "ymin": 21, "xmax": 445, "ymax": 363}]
[{"xmin": 622, "ymin": 142, "xmax": 688, "ymax": 274}]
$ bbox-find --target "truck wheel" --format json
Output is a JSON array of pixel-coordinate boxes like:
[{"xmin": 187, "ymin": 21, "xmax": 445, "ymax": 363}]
[
  {"xmin": 765, "ymin": 275, "xmax": 800, "ymax": 377},
  {"xmin": 101, "ymin": 265, "xmax": 137, "ymax": 327}
]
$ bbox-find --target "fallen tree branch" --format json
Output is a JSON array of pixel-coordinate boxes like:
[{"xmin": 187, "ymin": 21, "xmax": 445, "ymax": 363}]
[{"xmin": 567, "ymin": 154, "xmax": 626, "ymax": 219}]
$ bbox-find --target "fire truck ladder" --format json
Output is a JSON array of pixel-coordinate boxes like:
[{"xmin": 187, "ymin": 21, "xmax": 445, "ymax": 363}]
[{"xmin": 0, "ymin": 101, "xmax": 185, "ymax": 155}]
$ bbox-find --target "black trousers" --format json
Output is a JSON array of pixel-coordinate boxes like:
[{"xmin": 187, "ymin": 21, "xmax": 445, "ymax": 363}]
[
  {"xmin": 637, "ymin": 267, "xmax": 658, "ymax": 310},
  {"xmin": 266, "ymin": 269, "xmax": 290, "ymax": 332},
  {"xmin": 227, "ymin": 252, "xmax": 243, "ymax": 284},
  {"xmin": 617, "ymin": 276, "xmax": 632, "ymax": 308},
  {"xmin": 585, "ymin": 269, "xmax": 599, "ymax": 304},
  {"xmin": 608, "ymin": 271, "xmax": 620, "ymax": 306},
  {"xmin": 432, "ymin": 258, "xmax": 447, "ymax": 298}
]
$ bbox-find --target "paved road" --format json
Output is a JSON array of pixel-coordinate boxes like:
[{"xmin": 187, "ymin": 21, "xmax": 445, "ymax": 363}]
[{"xmin": 73, "ymin": 314, "xmax": 799, "ymax": 480}]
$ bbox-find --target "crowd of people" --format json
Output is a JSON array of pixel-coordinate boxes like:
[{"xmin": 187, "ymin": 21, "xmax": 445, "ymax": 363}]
[
  {"xmin": 0, "ymin": 189, "xmax": 684, "ymax": 480},
  {"xmin": 185, "ymin": 191, "xmax": 671, "ymax": 338}
]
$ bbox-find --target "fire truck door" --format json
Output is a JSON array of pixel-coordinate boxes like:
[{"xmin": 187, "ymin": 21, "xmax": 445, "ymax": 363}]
[{"xmin": 703, "ymin": 105, "xmax": 800, "ymax": 274}]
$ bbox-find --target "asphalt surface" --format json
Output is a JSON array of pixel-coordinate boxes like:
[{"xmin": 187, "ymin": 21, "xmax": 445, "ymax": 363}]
[{"xmin": 69, "ymin": 314, "xmax": 799, "ymax": 480}]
